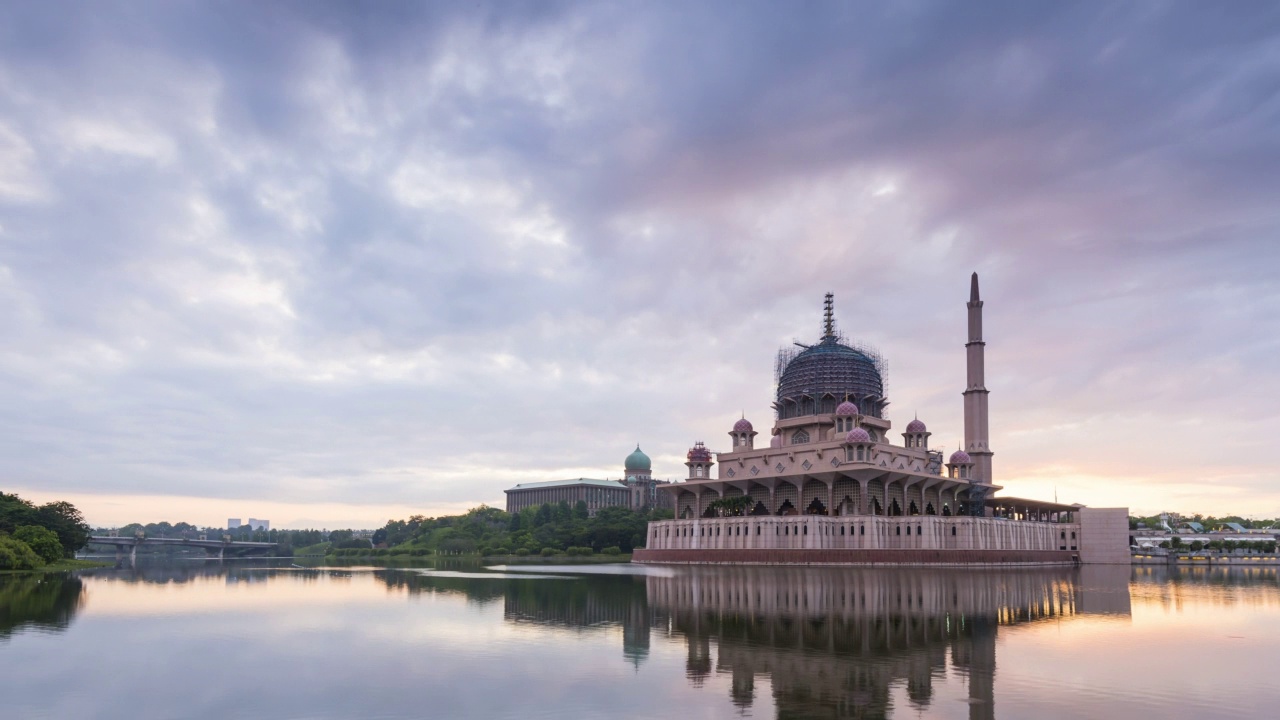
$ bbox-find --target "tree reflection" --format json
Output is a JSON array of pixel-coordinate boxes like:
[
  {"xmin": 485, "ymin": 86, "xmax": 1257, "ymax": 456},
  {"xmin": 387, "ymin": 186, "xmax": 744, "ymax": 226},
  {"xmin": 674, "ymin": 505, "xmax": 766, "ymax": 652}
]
[{"xmin": 0, "ymin": 574, "xmax": 85, "ymax": 640}]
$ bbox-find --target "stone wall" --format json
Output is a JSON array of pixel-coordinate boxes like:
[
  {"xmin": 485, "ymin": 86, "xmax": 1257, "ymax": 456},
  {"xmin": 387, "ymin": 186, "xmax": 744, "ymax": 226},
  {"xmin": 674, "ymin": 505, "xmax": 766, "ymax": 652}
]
[{"xmin": 1076, "ymin": 507, "xmax": 1132, "ymax": 564}]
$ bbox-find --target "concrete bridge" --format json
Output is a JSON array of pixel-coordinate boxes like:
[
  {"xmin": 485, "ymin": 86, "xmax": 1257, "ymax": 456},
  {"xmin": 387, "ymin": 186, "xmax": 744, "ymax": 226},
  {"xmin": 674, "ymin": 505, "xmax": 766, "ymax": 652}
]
[{"xmin": 86, "ymin": 536, "xmax": 278, "ymax": 562}]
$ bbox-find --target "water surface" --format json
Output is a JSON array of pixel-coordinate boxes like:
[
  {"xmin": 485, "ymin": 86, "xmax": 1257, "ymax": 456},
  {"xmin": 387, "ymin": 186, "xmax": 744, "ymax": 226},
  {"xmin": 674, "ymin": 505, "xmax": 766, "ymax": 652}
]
[{"xmin": 1, "ymin": 560, "xmax": 1276, "ymax": 719}]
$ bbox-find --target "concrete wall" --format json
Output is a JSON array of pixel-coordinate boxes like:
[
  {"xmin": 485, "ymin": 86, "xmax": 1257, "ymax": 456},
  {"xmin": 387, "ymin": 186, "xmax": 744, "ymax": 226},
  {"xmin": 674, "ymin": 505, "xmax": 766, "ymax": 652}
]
[{"xmin": 1075, "ymin": 507, "xmax": 1131, "ymax": 564}]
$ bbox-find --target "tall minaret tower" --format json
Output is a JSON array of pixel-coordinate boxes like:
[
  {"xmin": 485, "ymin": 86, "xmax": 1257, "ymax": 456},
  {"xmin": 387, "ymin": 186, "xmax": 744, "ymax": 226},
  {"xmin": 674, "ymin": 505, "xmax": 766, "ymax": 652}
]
[{"xmin": 964, "ymin": 272, "xmax": 994, "ymax": 485}]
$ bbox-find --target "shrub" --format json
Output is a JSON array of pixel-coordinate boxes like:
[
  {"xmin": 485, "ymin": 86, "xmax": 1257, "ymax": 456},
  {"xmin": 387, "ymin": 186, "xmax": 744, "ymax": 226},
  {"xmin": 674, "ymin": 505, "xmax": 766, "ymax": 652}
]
[
  {"xmin": 566, "ymin": 546, "xmax": 594, "ymax": 556},
  {"xmin": 540, "ymin": 548, "xmax": 557, "ymax": 557},
  {"xmin": 514, "ymin": 548, "xmax": 530, "ymax": 556},
  {"xmin": 1188, "ymin": 541, "xmax": 1204, "ymax": 552},
  {"xmin": 1158, "ymin": 541, "xmax": 1171, "ymax": 549},
  {"xmin": 14, "ymin": 525, "xmax": 64, "ymax": 564},
  {"xmin": 602, "ymin": 546, "xmax": 622, "ymax": 556},
  {"xmin": 0, "ymin": 535, "xmax": 45, "ymax": 570}
]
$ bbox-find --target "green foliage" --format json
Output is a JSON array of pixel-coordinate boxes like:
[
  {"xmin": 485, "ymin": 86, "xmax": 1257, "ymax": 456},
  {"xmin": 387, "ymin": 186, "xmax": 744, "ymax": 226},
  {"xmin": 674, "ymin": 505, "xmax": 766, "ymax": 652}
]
[
  {"xmin": 1188, "ymin": 540, "xmax": 1205, "ymax": 552},
  {"xmin": 602, "ymin": 546, "xmax": 622, "ymax": 556},
  {"xmin": 706, "ymin": 496, "xmax": 754, "ymax": 517},
  {"xmin": 540, "ymin": 547, "xmax": 557, "ymax": 557},
  {"xmin": 0, "ymin": 493, "xmax": 89, "ymax": 557},
  {"xmin": 0, "ymin": 534, "xmax": 45, "ymax": 570},
  {"xmin": 13, "ymin": 526, "xmax": 63, "ymax": 564},
  {"xmin": 1158, "ymin": 541, "xmax": 1171, "ymax": 549},
  {"xmin": 573, "ymin": 500, "xmax": 589, "ymax": 520},
  {"xmin": 370, "ymin": 503, "xmax": 662, "ymax": 557}
]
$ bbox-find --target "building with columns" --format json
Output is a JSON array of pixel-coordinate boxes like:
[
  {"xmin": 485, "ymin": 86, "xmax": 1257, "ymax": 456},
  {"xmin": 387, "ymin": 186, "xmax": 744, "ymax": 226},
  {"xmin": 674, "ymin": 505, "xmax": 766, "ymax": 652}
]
[
  {"xmin": 633, "ymin": 274, "xmax": 1130, "ymax": 565},
  {"xmin": 504, "ymin": 445, "xmax": 674, "ymax": 516}
]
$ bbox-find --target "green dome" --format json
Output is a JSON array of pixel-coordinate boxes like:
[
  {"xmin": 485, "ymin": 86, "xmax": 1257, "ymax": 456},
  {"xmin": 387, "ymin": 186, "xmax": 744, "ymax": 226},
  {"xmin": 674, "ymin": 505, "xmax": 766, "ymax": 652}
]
[{"xmin": 624, "ymin": 445, "xmax": 651, "ymax": 472}]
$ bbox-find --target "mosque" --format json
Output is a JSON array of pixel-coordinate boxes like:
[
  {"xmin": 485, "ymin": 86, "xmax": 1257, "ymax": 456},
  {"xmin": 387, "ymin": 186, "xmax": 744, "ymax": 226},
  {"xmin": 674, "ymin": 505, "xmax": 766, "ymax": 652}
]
[{"xmin": 633, "ymin": 274, "xmax": 1129, "ymax": 565}]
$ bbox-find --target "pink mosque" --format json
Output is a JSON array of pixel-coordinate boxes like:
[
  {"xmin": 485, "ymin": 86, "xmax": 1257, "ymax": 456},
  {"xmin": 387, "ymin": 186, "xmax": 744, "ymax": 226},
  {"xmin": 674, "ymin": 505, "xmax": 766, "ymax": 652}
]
[{"xmin": 634, "ymin": 274, "xmax": 1129, "ymax": 565}]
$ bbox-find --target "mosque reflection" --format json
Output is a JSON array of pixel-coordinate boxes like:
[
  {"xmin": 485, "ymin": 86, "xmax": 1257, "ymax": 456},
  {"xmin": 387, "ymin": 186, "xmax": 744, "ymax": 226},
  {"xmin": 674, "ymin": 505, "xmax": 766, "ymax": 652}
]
[
  {"xmin": 385, "ymin": 563, "xmax": 1132, "ymax": 718},
  {"xmin": 649, "ymin": 566, "xmax": 1131, "ymax": 719}
]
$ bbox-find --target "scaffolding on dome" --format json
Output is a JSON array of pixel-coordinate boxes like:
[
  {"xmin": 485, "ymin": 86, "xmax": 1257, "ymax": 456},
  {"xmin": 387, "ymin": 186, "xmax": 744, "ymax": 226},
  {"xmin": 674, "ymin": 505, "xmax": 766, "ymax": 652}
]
[{"xmin": 773, "ymin": 337, "xmax": 889, "ymax": 418}]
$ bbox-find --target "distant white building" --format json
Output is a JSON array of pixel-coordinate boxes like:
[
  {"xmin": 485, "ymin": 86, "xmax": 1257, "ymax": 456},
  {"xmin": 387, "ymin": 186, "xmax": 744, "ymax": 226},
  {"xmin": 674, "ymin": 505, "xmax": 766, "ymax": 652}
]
[
  {"xmin": 228, "ymin": 518, "xmax": 242, "ymax": 529},
  {"xmin": 247, "ymin": 518, "xmax": 270, "ymax": 531}
]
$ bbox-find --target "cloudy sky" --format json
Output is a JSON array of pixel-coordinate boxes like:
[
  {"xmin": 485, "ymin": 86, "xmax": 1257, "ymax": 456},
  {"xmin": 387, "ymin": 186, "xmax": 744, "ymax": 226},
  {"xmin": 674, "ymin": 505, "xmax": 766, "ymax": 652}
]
[{"xmin": 2, "ymin": 1, "xmax": 1278, "ymax": 529}]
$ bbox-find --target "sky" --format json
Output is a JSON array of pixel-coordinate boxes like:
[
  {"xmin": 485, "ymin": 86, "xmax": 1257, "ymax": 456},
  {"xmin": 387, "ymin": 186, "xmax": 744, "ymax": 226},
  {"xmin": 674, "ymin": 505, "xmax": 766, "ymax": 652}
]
[{"xmin": 1, "ymin": 1, "xmax": 1278, "ymax": 529}]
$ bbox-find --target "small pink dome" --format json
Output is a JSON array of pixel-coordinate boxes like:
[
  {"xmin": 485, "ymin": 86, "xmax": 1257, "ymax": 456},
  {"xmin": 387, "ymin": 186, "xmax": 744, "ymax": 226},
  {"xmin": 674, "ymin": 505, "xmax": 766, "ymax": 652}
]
[
  {"xmin": 835, "ymin": 401, "xmax": 859, "ymax": 416},
  {"xmin": 846, "ymin": 428, "xmax": 871, "ymax": 443},
  {"xmin": 905, "ymin": 418, "xmax": 926, "ymax": 433},
  {"xmin": 769, "ymin": 435, "xmax": 782, "ymax": 448},
  {"xmin": 949, "ymin": 449, "xmax": 972, "ymax": 464},
  {"xmin": 733, "ymin": 418, "xmax": 753, "ymax": 432}
]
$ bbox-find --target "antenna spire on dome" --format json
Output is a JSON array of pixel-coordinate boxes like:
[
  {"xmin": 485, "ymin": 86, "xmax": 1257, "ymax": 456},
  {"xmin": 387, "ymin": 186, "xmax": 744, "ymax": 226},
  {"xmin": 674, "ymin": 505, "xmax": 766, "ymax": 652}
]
[{"xmin": 823, "ymin": 292, "xmax": 835, "ymax": 341}]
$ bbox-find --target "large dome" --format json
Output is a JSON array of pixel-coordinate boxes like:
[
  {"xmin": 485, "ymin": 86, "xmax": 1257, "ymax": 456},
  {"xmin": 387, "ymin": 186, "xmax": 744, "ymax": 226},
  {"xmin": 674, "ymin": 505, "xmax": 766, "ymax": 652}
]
[
  {"xmin": 776, "ymin": 338, "xmax": 885, "ymax": 419},
  {"xmin": 624, "ymin": 445, "xmax": 651, "ymax": 472}
]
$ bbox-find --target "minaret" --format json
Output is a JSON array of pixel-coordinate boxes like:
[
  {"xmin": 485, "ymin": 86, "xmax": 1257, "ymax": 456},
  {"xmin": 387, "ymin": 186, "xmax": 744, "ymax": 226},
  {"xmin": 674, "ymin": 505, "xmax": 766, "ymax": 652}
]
[{"xmin": 964, "ymin": 273, "xmax": 994, "ymax": 485}]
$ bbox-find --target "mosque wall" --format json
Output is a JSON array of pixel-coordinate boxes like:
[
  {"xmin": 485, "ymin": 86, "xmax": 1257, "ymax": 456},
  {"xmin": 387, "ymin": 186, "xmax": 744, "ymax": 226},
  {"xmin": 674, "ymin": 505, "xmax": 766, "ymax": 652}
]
[{"xmin": 641, "ymin": 515, "xmax": 1078, "ymax": 560}]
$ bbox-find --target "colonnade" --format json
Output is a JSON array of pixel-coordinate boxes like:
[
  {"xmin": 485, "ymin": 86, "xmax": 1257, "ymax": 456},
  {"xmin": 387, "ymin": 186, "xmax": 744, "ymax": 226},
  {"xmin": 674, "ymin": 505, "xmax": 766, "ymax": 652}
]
[{"xmin": 647, "ymin": 515, "xmax": 1076, "ymax": 552}]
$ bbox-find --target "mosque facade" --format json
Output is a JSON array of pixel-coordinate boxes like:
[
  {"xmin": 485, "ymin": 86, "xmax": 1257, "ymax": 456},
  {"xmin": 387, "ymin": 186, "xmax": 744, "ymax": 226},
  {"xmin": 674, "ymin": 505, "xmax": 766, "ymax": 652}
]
[{"xmin": 633, "ymin": 274, "xmax": 1129, "ymax": 565}]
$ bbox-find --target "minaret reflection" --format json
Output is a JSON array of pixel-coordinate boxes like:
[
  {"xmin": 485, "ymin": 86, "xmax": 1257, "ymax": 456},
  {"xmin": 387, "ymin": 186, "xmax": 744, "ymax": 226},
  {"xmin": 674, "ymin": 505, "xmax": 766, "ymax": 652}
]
[{"xmin": 648, "ymin": 565, "xmax": 1131, "ymax": 719}]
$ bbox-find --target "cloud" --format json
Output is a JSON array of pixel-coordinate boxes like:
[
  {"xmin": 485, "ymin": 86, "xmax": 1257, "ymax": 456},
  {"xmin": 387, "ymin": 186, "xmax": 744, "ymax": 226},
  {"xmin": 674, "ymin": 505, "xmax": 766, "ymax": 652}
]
[{"xmin": 1, "ymin": 1, "xmax": 1278, "ymax": 526}]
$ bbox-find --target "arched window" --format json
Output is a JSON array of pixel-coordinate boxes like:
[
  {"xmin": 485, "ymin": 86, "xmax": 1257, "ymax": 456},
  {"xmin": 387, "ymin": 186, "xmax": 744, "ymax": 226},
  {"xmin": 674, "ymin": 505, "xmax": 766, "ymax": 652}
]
[
  {"xmin": 856, "ymin": 446, "xmax": 865, "ymax": 461},
  {"xmin": 791, "ymin": 429, "xmax": 810, "ymax": 445},
  {"xmin": 695, "ymin": 466, "xmax": 704, "ymax": 477},
  {"xmin": 846, "ymin": 447, "xmax": 855, "ymax": 462}
]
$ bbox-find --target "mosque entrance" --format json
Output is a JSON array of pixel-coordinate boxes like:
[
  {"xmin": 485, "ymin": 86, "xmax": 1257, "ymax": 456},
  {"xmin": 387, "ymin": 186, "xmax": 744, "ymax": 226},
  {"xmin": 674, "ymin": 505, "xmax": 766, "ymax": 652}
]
[
  {"xmin": 805, "ymin": 498, "xmax": 827, "ymax": 515},
  {"xmin": 776, "ymin": 500, "xmax": 797, "ymax": 516},
  {"xmin": 869, "ymin": 498, "xmax": 882, "ymax": 515},
  {"xmin": 749, "ymin": 502, "xmax": 769, "ymax": 516},
  {"xmin": 889, "ymin": 499, "xmax": 903, "ymax": 516}
]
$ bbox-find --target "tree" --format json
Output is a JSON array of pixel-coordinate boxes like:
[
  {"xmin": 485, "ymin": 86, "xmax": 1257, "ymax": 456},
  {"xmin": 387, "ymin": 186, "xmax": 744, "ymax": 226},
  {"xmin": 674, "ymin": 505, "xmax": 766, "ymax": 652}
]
[
  {"xmin": 14, "ymin": 526, "xmax": 63, "ymax": 564},
  {"xmin": 33, "ymin": 501, "xmax": 90, "ymax": 557},
  {"xmin": 0, "ymin": 534, "xmax": 45, "ymax": 570},
  {"xmin": 534, "ymin": 503, "xmax": 553, "ymax": 527},
  {"xmin": 574, "ymin": 500, "xmax": 589, "ymax": 520}
]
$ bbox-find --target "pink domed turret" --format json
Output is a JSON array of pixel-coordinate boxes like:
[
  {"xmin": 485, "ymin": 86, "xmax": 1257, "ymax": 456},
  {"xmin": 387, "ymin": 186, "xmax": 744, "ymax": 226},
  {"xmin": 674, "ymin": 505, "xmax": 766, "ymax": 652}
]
[
  {"xmin": 949, "ymin": 449, "xmax": 972, "ymax": 464},
  {"xmin": 905, "ymin": 418, "xmax": 927, "ymax": 433},
  {"xmin": 769, "ymin": 435, "xmax": 781, "ymax": 448},
  {"xmin": 846, "ymin": 428, "xmax": 871, "ymax": 443},
  {"xmin": 835, "ymin": 401, "xmax": 859, "ymax": 416},
  {"xmin": 733, "ymin": 417, "xmax": 753, "ymax": 433},
  {"xmin": 687, "ymin": 442, "xmax": 713, "ymax": 463}
]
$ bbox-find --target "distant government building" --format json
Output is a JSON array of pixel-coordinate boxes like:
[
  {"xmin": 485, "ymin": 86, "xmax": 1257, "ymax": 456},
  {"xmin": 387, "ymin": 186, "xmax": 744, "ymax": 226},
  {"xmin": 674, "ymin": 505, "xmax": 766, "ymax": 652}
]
[
  {"xmin": 504, "ymin": 446, "xmax": 675, "ymax": 516},
  {"xmin": 633, "ymin": 274, "xmax": 1129, "ymax": 565}
]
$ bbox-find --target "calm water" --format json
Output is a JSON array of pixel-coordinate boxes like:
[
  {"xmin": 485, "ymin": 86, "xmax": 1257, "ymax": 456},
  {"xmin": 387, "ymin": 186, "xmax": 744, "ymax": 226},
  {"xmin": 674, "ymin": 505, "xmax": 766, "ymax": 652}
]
[{"xmin": 1, "ymin": 560, "xmax": 1277, "ymax": 719}]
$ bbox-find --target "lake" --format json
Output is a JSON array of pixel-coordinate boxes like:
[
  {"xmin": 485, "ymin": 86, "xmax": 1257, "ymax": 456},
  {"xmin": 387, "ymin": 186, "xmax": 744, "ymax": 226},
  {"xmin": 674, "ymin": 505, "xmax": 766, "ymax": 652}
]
[{"xmin": 1, "ymin": 560, "xmax": 1276, "ymax": 719}]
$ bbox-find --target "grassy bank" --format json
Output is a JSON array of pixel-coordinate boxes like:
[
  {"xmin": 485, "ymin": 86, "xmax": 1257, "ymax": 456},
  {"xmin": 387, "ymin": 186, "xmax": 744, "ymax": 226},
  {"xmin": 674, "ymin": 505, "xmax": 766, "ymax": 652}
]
[
  {"xmin": 322, "ymin": 549, "xmax": 633, "ymax": 564},
  {"xmin": 0, "ymin": 558, "xmax": 112, "ymax": 575}
]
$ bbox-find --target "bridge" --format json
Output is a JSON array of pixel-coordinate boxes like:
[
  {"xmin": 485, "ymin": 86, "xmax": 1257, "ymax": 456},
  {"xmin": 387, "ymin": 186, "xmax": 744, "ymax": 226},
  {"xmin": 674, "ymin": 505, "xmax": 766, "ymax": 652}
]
[{"xmin": 86, "ymin": 536, "xmax": 279, "ymax": 562}]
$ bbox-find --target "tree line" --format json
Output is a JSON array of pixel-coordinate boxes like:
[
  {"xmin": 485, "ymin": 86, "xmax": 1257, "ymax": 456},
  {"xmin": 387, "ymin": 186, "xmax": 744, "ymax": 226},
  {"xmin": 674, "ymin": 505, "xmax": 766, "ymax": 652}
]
[
  {"xmin": 330, "ymin": 502, "xmax": 671, "ymax": 558},
  {"xmin": 0, "ymin": 491, "xmax": 91, "ymax": 570}
]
